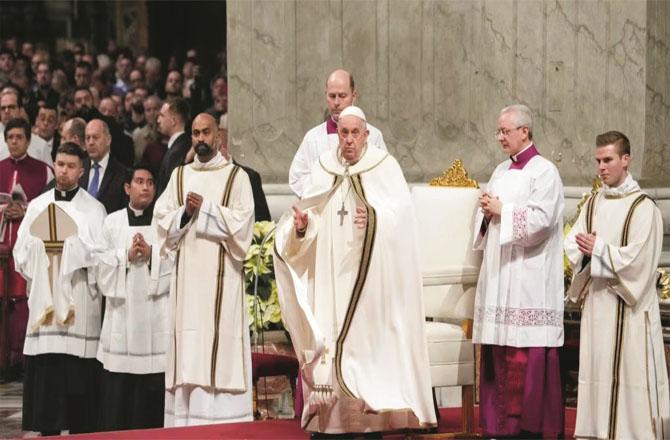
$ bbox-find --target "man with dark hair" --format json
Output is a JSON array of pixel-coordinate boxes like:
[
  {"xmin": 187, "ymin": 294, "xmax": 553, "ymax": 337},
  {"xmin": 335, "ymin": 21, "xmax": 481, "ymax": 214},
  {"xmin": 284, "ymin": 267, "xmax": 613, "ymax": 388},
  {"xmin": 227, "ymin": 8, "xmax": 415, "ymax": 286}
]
[
  {"xmin": 74, "ymin": 61, "xmax": 93, "ymax": 89},
  {"xmin": 0, "ymin": 48, "xmax": 15, "ymax": 85},
  {"xmin": 565, "ymin": 130, "xmax": 669, "ymax": 439},
  {"xmin": 26, "ymin": 61, "xmax": 59, "ymax": 122},
  {"xmin": 164, "ymin": 69, "xmax": 183, "ymax": 100},
  {"xmin": 112, "ymin": 53, "xmax": 133, "ymax": 96},
  {"xmin": 156, "ymin": 97, "xmax": 190, "ymax": 196},
  {"xmin": 96, "ymin": 165, "xmax": 172, "ymax": 431},
  {"xmin": 129, "ymin": 69, "xmax": 144, "ymax": 90},
  {"xmin": 205, "ymin": 74, "xmax": 228, "ymax": 121},
  {"xmin": 33, "ymin": 105, "xmax": 60, "ymax": 159},
  {"xmin": 14, "ymin": 141, "xmax": 106, "ymax": 435},
  {"xmin": 0, "ymin": 88, "xmax": 52, "ymax": 166},
  {"xmin": 0, "ymin": 118, "xmax": 53, "ymax": 381},
  {"xmin": 80, "ymin": 119, "xmax": 130, "ymax": 214},
  {"xmin": 595, "ymin": 129, "xmax": 631, "ymax": 155},
  {"xmin": 288, "ymin": 69, "xmax": 387, "ymax": 197}
]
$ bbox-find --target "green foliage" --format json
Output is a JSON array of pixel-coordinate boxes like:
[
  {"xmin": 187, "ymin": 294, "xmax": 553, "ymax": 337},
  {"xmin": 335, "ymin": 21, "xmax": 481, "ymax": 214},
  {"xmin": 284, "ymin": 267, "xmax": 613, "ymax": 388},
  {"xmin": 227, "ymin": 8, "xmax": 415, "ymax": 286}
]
[{"xmin": 244, "ymin": 221, "xmax": 283, "ymax": 334}]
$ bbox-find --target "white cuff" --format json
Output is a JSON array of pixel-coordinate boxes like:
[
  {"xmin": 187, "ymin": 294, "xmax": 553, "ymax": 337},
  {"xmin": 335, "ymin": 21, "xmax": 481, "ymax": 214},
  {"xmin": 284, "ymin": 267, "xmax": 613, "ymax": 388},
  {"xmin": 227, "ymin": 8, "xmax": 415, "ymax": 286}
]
[{"xmin": 590, "ymin": 237, "xmax": 615, "ymax": 279}]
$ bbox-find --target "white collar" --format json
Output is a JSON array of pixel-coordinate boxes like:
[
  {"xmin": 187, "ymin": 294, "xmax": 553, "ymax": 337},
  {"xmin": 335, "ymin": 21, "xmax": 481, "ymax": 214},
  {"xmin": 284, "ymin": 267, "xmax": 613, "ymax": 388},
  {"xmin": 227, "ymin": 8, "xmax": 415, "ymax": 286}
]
[
  {"xmin": 192, "ymin": 152, "xmax": 228, "ymax": 170},
  {"xmin": 602, "ymin": 173, "xmax": 641, "ymax": 197},
  {"xmin": 128, "ymin": 204, "xmax": 144, "ymax": 216},
  {"xmin": 93, "ymin": 152, "xmax": 110, "ymax": 169},
  {"xmin": 168, "ymin": 131, "xmax": 185, "ymax": 149}
]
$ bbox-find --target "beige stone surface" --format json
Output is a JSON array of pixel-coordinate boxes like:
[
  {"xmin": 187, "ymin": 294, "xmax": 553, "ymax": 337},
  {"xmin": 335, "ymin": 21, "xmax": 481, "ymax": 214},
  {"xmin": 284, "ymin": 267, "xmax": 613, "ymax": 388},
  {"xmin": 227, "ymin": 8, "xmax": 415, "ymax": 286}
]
[{"xmin": 227, "ymin": 0, "xmax": 669, "ymax": 186}]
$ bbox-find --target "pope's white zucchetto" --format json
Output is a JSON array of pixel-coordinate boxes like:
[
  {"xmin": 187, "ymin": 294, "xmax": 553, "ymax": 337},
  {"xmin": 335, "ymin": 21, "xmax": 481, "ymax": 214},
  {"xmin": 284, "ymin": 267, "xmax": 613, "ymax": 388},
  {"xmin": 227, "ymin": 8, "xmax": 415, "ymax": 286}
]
[{"xmin": 339, "ymin": 105, "xmax": 366, "ymax": 122}]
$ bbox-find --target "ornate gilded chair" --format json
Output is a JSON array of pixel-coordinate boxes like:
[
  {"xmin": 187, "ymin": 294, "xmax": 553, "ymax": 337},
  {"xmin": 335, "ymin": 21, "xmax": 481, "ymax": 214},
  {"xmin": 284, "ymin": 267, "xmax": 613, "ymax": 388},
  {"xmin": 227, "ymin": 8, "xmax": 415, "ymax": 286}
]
[{"xmin": 411, "ymin": 160, "xmax": 482, "ymax": 436}]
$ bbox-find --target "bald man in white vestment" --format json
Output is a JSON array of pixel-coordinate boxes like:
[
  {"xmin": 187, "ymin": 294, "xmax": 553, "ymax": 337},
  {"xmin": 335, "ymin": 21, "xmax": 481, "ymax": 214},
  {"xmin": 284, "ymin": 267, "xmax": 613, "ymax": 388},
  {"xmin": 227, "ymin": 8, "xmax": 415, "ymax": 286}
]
[
  {"xmin": 275, "ymin": 106, "xmax": 436, "ymax": 436},
  {"xmin": 154, "ymin": 113, "xmax": 255, "ymax": 426}
]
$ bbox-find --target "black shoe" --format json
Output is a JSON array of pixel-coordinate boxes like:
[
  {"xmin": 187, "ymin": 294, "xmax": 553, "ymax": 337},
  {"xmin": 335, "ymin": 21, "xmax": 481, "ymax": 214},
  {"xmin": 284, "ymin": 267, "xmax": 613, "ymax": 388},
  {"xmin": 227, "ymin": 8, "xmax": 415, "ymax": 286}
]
[{"xmin": 310, "ymin": 433, "xmax": 357, "ymax": 439}]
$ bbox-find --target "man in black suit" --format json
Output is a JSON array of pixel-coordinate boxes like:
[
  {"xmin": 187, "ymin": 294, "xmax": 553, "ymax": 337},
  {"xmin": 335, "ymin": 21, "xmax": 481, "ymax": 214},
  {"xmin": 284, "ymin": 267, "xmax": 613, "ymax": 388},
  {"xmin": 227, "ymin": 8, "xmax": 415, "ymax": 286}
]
[
  {"xmin": 73, "ymin": 86, "xmax": 134, "ymax": 167},
  {"xmin": 156, "ymin": 97, "xmax": 190, "ymax": 196},
  {"xmin": 80, "ymin": 119, "xmax": 129, "ymax": 214}
]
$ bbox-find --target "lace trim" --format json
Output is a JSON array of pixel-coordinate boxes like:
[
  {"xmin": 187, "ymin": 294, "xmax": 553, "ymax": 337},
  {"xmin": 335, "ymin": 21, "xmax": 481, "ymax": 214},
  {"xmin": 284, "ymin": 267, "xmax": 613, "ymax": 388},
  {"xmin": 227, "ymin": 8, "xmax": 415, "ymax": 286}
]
[
  {"xmin": 512, "ymin": 208, "xmax": 528, "ymax": 241},
  {"xmin": 475, "ymin": 306, "xmax": 563, "ymax": 327}
]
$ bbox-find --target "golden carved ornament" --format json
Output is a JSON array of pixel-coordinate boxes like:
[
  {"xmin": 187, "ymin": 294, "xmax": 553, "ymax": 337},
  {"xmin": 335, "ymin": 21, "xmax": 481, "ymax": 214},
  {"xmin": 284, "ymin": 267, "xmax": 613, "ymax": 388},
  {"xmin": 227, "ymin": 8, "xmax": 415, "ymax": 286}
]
[
  {"xmin": 657, "ymin": 268, "xmax": 670, "ymax": 300},
  {"xmin": 429, "ymin": 159, "xmax": 479, "ymax": 188},
  {"xmin": 566, "ymin": 177, "xmax": 602, "ymax": 228}
]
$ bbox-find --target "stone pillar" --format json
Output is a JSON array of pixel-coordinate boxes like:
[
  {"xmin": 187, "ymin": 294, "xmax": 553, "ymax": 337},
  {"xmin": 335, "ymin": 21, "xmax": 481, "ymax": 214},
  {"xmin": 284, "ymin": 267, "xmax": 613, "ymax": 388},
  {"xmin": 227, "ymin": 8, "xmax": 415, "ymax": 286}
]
[{"xmin": 227, "ymin": 0, "xmax": 670, "ymax": 186}]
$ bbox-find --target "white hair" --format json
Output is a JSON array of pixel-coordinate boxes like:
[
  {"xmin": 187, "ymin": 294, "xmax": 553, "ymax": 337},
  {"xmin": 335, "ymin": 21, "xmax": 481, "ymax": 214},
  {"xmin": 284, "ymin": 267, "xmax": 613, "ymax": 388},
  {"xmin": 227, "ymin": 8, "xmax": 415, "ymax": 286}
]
[{"xmin": 500, "ymin": 104, "xmax": 533, "ymax": 139}]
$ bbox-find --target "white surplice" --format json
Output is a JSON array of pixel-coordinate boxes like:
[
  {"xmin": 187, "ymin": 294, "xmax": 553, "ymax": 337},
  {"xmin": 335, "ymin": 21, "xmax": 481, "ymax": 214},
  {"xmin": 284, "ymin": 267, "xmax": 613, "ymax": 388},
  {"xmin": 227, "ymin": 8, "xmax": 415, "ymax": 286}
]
[
  {"xmin": 472, "ymin": 154, "xmax": 565, "ymax": 347},
  {"xmin": 96, "ymin": 208, "xmax": 173, "ymax": 374},
  {"xmin": 288, "ymin": 121, "xmax": 387, "ymax": 198},
  {"xmin": 154, "ymin": 152, "xmax": 254, "ymax": 426},
  {"xmin": 13, "ymin": 188, "xmax": 106, "ymax": 358},
  {"xmin": 275, "ymin": 145, "xmax": 436, "ymax": 434},
  {"xmin": 565, "ymin": 175, "xmax": 670, "ymax": 439}
]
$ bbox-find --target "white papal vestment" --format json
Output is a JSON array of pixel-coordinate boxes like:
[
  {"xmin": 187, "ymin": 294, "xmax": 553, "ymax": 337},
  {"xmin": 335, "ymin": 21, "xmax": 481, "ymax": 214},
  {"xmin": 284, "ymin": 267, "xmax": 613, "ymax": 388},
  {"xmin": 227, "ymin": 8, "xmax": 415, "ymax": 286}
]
[{"xmin": 275, "ymin": 145, "xmax": 436, "ymax": 434}]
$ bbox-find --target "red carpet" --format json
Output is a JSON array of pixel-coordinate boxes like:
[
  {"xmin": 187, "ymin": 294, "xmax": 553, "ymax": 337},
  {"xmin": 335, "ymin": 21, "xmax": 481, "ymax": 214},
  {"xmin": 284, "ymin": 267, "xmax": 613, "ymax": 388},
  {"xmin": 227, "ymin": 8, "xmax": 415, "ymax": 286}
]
[{"xmin": 63, "ymin": 407, "xmax": 576, "ymax": 439}]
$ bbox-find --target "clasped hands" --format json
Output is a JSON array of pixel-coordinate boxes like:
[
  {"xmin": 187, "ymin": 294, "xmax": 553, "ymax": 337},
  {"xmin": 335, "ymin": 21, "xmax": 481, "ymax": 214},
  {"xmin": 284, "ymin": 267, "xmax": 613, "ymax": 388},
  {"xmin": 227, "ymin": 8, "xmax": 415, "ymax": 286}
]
[
  {"xmin": 184, "ymin": 191, "xmax": 203, "ymax": 217},
  {"xmin": 128, "ymin": 233, "xmax": 151, "ymax": 263},
  {"xmin": 479, "ymin": 191, "xmax": 502, "ymax": 220},
  {"xmin": 292, "ymin": 205, "xmax": 368, "ymax": 235},
  {"xmin": 575, "ymin": 232, "xmax": 596, "ymax": 257},
  {"xmin": 3, "ymin": 201, "xmax": 26, "ymax": 221}
]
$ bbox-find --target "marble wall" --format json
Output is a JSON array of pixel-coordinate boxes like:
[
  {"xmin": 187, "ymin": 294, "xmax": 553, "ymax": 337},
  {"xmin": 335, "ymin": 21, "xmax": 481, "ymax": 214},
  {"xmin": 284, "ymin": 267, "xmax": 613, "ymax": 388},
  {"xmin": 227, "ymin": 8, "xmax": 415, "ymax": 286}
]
[{"xmin": 227, "ymin": 0, "xmax": 670, "ymax": 187}]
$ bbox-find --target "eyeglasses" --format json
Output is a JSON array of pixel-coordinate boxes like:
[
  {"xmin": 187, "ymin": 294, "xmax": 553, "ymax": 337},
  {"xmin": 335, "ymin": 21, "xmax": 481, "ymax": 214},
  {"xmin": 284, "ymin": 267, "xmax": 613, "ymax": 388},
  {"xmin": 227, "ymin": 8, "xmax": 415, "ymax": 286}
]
[
  {"xmin": 0, "ymin": 104, "xmax": 18, "ymax": 112},
  {"xmin": 494, "ymin": 126, "xmax": 524, "ymax": 139}
]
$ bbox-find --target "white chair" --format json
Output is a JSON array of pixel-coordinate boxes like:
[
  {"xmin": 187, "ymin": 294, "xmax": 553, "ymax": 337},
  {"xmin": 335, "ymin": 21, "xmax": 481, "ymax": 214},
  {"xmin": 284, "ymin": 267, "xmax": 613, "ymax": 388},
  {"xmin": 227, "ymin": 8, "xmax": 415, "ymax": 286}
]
[{"xmin": 411, "ymin": 180, "xmax": 482, "ymax": 436}]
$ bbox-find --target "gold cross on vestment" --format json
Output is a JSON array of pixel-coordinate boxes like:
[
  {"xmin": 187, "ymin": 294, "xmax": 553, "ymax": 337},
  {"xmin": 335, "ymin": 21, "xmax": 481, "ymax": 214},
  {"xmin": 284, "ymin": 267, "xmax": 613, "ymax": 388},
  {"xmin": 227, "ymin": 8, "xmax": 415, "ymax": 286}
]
[
  {"xmin": 321, "ymin": 346, "xmax": 330, "ymax": 364},
  {"xmin": 337, "ymin": 203, "xmax": 348, "ymax": 226}
]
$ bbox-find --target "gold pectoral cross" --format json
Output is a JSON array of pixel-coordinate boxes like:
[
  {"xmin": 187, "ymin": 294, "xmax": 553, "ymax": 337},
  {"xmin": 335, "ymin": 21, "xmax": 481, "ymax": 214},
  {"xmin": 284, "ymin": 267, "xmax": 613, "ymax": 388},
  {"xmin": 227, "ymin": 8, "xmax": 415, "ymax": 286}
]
[{"xmin": 337, "ymin": 203, "xmax": 348, "ymax": 226}]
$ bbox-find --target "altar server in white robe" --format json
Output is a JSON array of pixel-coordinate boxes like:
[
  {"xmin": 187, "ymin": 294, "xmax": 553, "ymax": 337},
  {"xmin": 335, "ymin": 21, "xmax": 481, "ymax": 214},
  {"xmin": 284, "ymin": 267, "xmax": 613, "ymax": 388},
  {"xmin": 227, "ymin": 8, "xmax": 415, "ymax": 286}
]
[
  {"xmin": 565, "ymin": 130, "xmax": 670, "ymax": 440},
  {"xmin": 154, "ymin": 113, "xmax": 255, "ymax": 426},
  {"xmin": 275, "ymin": 105, "xmax": 436, "ymax": 436},
  {"xmin": 14, "ymin": 142, "xmax": 106, "ymax": 435},
  {"xmin": 473, "ymin": 104, "xmax": 565, "ymax": 438},
  {"xmin": 96, "ymin": 165, "xmax": 173, "ymax": 431},
  {"xmin": 288, "ymin": 69, "xmax": 387, "ymax": 198}
]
